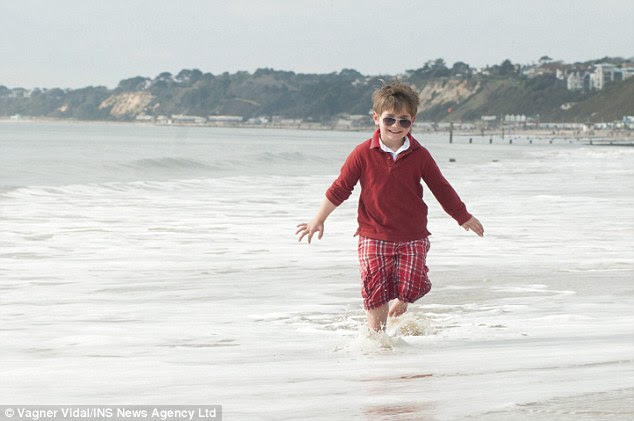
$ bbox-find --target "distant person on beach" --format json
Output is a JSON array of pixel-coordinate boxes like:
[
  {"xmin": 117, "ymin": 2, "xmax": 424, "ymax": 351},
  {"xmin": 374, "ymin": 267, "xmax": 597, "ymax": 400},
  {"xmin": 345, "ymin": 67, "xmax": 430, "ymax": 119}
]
[{"xmin": 296, "ymin": 80, "xmax": 484, "ymax": 332}]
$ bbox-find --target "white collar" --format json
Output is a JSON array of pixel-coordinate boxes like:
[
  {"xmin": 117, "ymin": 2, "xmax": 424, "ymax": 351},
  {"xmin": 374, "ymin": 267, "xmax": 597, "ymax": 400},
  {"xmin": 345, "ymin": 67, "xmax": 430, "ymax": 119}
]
[{"xmin": 379, "ymin": 136, "xmax": 410, "ymax": 158}]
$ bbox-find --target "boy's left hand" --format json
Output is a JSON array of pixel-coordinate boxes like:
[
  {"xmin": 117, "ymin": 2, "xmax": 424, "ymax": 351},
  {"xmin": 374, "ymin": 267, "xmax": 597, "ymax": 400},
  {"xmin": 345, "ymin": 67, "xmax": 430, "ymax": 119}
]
[{"xmin": 462, "ymin": 216, "xmax": 484, "ymax": 237}]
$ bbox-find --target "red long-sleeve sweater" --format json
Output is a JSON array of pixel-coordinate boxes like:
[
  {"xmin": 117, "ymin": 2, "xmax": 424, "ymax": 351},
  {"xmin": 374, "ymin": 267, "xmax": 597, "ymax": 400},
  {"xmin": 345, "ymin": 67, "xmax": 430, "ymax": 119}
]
[{"xmin": 326, "ymin": 130, "xmax": 472, "ymax": 241}]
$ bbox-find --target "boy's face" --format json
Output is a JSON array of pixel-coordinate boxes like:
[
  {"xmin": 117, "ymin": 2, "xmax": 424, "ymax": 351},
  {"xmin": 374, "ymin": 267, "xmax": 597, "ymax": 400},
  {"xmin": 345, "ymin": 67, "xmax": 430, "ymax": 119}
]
[{"xmin": 373, "ymin": 108, "xmax": 415, "ymax": 145}]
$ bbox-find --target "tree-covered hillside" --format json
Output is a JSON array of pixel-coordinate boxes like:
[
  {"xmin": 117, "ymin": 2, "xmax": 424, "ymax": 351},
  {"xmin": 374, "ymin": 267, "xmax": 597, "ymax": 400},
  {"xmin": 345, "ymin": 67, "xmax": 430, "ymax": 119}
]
[{"xmin": 1, "ymin": 57, "xmax": 633, "ymax": 123}]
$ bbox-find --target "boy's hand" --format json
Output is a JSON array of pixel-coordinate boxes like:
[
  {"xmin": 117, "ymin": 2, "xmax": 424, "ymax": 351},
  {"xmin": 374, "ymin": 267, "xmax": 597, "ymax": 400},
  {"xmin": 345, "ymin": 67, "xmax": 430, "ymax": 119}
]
[
  {"xmin": 462, "ymin": 216, "xmax": 484, "ymax": 237},
  {"xmin": 296, "ymin": 219, "xmax": 324, "ymax": 244}
]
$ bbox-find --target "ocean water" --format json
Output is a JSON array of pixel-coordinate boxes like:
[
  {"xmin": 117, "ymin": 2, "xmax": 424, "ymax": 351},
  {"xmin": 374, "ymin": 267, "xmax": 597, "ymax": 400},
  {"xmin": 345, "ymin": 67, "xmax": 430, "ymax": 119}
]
[{"xmin": 1, "ymin": 121, "xmax": 633, "ymax": 420}]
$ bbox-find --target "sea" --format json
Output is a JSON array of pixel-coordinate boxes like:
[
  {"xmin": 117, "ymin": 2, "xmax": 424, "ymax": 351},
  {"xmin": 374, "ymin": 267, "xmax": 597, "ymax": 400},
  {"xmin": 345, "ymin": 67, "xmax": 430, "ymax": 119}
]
[{"xmin": 1, "ymin": 121, "xmax": 633, "ymax": 420}]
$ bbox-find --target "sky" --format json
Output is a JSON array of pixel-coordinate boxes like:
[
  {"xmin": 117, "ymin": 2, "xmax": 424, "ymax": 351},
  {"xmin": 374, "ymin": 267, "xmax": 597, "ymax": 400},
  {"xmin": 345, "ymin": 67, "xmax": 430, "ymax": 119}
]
[{"xmin": 1, "ymin": 0, "xmax": 633, "ymax": 89}]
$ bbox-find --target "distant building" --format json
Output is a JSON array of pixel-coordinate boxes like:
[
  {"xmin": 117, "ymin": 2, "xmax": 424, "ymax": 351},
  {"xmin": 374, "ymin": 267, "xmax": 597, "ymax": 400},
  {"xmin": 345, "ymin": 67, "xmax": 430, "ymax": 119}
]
[
  {"xmin": 567, "ymin": 72, "xmax": 584, "ymax": 90},
  {"xmin": 480, "ymin": 115, "xmax": 498, "ymax": 128},
  {"xmin": 246, "ymin": 117, "xmax": 269, "ymax": 125},
  {"xmin": 270, "ymin": 116, "xmax": 302, "ymax": 126},
  {"xmin": 413, "ymin": 122, "xmax": 434, "ymax": 131},
  {"xmin": 522, "ymin": 61, "xmax": 566, "ymax": 79},
  {"xmin": 458, "ymin": 122, "xmax": 476, "ymax": 130},
  {"xmin": 571, "ymin": 63, "xmax": 634, "ymax": 91},
  {"xmin": 278, "ymin": 118, "xmax": 302, "ymax": 126},
  {"xmin": 208, "ymin": 115, "xmax": 243, "ymax": 124},
  {"xmin": 594, "ymin": 63, "xmax": 634, "ymax": 87},
  {"xmin": 594, "ymin": 64, "xmax": 617, "ymax": 90},
  {"xmin": 172, "ymin": 114, "xmax": 206, "ymax": 124},
  {"xmin": 334, "ymin": 114, "xmax": 371, "ymax": 129},
  {"xmin": 622, "ymin": 67, "xmax": 634, "ymax": 80},
  {"xmin": 504, "ymin": 114, "xmax": 527, "ymax": 122}
]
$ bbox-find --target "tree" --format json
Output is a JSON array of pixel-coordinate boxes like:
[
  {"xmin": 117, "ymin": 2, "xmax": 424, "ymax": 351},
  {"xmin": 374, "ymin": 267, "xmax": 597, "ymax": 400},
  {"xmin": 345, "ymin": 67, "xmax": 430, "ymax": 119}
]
[
  {"xmin": 339, "ymin": 68, "xmax": 363, "ymax": 79},
  {"xmin": 451, "ymin": 61, "xmax": 471, "ymax": 76},
  {"xmin": 499, "ymin": 59, "xmax": 515, "ymax": 76},
  {"xmin": 117, "ymin": 76, "xmax": 150, "ymax": 91},
  {"xmin": 430, "ymin": 58, "xmax": 450, "ymax": 77},
  {"xmin": 156, "ymin": 72, "xmax": 173, "ymax": 81},
  {"xmin": 175, "ymin": 69, "xmax": 203, "ymax": 85}
]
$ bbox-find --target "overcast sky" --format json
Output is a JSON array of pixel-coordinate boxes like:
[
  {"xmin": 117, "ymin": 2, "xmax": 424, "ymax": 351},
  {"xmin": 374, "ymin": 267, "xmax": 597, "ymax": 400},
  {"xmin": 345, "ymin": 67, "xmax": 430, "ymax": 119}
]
[{"xmin": 2, "ymin": 0, "xmax": 633, "ymax": 89}]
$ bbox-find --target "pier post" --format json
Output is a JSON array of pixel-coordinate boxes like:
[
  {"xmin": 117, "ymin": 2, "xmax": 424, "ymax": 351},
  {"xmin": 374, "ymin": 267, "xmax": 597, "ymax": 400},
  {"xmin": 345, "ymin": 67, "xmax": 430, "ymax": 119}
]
[{"xmin": 449, "ymin": 122, "xmax": 453, "ymax": 144}]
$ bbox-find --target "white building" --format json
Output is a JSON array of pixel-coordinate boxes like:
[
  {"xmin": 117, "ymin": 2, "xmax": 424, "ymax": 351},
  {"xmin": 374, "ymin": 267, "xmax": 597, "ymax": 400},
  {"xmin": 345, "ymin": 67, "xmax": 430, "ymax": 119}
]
[
  {"xmin": 135, "ymin": 114, "xmax": 153, "ymax": 122},
  {"xmin": 621, "ymin": 68, "xmax": 634, "ymax": 80},
  {"xmin": 567, "ymin": 64, "xmax": 634, "ymax": 91},
  {"xmin": 208, "ymin": 116, "xmax": 243, "ymax": 123},
  {"xmin": 172, "ymin": 114, "xmax": 206, "ymax": 124},
  {"xmin": 246, "ymin": 117, "xmax": 269, "ymax": 125},
  {"xmin": 567, "ymin": 72, "xmax": 584, "ymax": 90},
  {"xmin": 594, "ymin": 64, "xmax": 616, "ymax": 90},
  {"xmin": 504, "ymin": 114, "xmax": 527, "ymax": 122},
  {"xmin": 593, "ymin": 63, "xmax": 634, "ymax": 89}
]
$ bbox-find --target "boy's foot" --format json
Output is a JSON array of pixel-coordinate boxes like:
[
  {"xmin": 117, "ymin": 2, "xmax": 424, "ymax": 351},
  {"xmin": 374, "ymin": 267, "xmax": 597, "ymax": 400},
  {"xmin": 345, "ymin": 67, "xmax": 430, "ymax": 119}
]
[{"xmin": 388, "ymin": 299, "xmax": 408, "ymax": 317}]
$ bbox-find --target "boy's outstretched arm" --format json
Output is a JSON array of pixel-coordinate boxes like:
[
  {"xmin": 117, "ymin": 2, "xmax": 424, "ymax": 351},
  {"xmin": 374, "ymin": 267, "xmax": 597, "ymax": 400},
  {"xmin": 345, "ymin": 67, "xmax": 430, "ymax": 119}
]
[
  {"xmin": 296, "ymin": 197, "xmax": 338, "ymax": 244},
  {"xmin": 462, "ymin": 216, "xmax": 484, "ymax": 237}
]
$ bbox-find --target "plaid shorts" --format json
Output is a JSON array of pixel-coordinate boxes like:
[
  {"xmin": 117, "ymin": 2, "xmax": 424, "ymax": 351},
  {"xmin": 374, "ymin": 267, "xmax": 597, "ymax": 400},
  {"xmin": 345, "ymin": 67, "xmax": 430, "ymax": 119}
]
[{"xmin": 357, "ymin": 235, "xmax": 431, "ymax": 310}]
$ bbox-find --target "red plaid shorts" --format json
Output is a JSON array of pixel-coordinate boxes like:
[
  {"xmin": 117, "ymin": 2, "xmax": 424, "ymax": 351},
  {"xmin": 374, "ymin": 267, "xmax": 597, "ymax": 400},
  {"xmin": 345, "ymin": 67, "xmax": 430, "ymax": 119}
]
[{"xmin": 357, "ymin": 235, "xmax": 431, "ymax": 310}]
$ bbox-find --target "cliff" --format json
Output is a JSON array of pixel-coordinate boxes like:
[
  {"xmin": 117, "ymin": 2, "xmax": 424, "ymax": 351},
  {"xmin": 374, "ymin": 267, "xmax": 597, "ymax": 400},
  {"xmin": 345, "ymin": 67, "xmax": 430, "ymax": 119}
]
[{"xmin": 99, "ymin": 92, "xmax": 154, "ymax": 117}]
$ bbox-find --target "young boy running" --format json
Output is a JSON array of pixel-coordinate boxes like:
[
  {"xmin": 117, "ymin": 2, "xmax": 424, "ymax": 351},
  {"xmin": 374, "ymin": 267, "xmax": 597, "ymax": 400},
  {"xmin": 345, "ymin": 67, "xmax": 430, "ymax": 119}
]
[{"xmin": 296, "ymin": 80, "xmax": 484, "ymax": 331}]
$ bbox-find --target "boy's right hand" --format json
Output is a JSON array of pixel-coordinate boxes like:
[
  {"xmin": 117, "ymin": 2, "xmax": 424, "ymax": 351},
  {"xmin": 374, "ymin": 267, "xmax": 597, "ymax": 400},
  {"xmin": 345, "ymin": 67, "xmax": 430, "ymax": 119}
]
[{"xmin": 295, "ymin": 220, "xmax": 324, "ymax": 244}]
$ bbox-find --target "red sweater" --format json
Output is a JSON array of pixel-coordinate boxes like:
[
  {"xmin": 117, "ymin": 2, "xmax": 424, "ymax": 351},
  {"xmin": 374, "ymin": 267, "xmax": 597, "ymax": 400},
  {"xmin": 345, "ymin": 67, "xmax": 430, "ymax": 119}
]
[{"xmin": 326, "ymin": 130, "xmax": 472, "ymax": 241}]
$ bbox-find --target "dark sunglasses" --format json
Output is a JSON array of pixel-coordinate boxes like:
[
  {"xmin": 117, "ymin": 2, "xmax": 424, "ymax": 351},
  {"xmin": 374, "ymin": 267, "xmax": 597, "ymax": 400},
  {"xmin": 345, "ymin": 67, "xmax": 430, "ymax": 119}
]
[{"xmin": 382, "ymin": 117, "xmax": 412, "ymax": 129}]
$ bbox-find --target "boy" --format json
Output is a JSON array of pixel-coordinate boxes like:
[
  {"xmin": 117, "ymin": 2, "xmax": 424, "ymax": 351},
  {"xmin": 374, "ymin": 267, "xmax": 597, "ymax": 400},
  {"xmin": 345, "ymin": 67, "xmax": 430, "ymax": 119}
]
[{"xmin": 296, "ymin": 80, "xmax": 483, "ymax": 332}]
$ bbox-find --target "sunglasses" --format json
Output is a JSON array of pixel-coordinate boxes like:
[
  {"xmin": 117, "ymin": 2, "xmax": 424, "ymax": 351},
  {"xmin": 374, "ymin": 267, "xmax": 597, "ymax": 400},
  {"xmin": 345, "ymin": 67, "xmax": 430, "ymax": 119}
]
[{"xmin": 382, "ymin": 117, "xmax": 412, "ymax": 129}]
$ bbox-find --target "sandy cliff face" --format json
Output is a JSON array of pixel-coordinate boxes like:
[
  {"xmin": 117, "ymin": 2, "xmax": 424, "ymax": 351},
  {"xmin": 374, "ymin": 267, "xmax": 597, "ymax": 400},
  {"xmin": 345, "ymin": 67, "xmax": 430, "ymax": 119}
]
[
  {"xmin": 417, "ymin": 79, "xmax": 479, "ymax": 112},
  {"xmin": 99, "ymin": 92, "xmax": 153, "ymax": 116}
]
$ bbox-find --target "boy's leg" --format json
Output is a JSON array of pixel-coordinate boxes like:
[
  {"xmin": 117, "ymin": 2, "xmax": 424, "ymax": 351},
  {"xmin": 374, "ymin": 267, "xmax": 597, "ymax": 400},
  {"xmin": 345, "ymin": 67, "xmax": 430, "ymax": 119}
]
[
  {"xmin": 358, "ymin": 236, "xmax": 397, "ymax": 331},
  {"xmin": 366, "ymin": 303, "xmax": 389, "ymax": 331},
  {"xmin": 393, "ymin": 238, "xmax": 431, "ymax": 317},
  {"xmin": 388, "ymin": 299, "xmax": 408, "ymax": 317}
]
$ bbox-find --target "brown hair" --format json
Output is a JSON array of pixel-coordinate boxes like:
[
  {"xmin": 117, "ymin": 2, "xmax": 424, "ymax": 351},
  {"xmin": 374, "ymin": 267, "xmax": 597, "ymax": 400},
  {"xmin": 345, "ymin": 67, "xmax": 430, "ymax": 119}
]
[{"xmin": 372, "ymin": 79, "xmax": 419, "ymax": 117}]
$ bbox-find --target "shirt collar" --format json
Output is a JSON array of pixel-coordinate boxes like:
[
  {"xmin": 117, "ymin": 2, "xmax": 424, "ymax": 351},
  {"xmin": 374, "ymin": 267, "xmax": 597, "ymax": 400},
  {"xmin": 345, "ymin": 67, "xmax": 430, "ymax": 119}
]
[
  {"xmin": 370, "ymin": 129, "xmax": 420, "ymax": 151},
  {"xmin": 379, "ymin": 136, "xmax": 410, "ymax": 156}
]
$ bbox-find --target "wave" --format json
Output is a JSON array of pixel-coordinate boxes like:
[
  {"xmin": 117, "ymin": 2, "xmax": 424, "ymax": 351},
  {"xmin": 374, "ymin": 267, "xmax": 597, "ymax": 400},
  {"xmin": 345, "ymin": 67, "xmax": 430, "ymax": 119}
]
[
  {"xmin": 117, "ymin": 157, "xmax": 228, "ymax": 171},
  {"xmin": 0, "ymin": 174, "xmax": 320, "ymax": 198},
  {"xmin": 113, "ymin": 153, "xmax": 330, "ymax": 173},
  {"xmin": 0, "ymin": 184, "xmax": 21, "ymax": 195},
  {"xmin": 2, "ymin": 179, "xmax": 212, "ymax": 197},
  {"xmin": 252, "ymin": 151, "xmax": 329, "ymax": 164}
]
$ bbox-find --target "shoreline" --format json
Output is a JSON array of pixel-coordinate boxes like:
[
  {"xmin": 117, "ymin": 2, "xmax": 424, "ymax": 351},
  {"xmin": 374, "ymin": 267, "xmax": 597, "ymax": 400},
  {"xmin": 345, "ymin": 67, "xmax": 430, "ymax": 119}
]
[{"xmin": 2, "ymin": 116, "xmax": 633, "ymax": 143}]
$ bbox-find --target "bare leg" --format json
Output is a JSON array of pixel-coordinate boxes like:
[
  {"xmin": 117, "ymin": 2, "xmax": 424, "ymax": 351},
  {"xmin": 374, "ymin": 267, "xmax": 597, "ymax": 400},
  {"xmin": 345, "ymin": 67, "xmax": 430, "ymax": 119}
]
[
  {"xmin": 388, "ymin": 299, "xmax": 408, "ymax": 317},
  {"xmin": 366, "ymin": 303, "xmax": 389, "ymax": 331}
]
